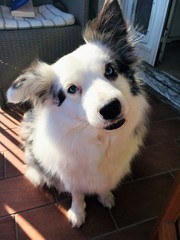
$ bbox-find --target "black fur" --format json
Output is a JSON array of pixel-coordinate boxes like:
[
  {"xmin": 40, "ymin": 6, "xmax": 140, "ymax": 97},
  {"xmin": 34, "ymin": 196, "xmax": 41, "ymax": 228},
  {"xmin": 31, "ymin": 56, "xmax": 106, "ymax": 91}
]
[
  {"xmin": 57, "ymin": 89, "xmax": 66, "ymax": 106},
  {"xmin": 125, "ymin": 70, "xmax": 141, "ymax": 95},
  {"xmin": 84, "ymin": 0, "xmax": 141, "ymax": 95},
  {"xmin": 84, "ymin": 0, "xmax": 138, "ymax": 70},
  {"xmin": 51, "ymin": 86, "xmax": 66, "ymax": 106},
  {"xmin": 31, "ymin": 157, "xmax": 50, "ymax": 178}
]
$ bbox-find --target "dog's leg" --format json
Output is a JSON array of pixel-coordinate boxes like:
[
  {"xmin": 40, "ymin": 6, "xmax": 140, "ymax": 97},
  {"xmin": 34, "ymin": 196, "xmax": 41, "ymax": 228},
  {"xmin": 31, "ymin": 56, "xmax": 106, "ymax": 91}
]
[
  {"xmin": 68, "ymin": 192, "xmax": 86, "ymax": 228},
  {"xmin": 98, "ymin": 191, "xmax": 115, "ymax": 209}
]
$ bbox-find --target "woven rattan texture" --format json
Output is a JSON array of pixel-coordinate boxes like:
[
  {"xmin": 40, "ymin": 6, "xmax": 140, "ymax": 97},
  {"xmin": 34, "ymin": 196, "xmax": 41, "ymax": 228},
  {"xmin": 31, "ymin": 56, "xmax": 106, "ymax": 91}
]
[{"xmin": 0, "ymin": 0, "xmax": 89, "ymax": 88}]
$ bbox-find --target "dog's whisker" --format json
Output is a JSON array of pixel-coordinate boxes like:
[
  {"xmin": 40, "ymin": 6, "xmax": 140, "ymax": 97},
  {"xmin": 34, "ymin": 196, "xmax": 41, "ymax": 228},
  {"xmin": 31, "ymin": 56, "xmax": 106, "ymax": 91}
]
[{"xmin": 66, "ymin": 119, "xmax": 89, "ymax": 134}]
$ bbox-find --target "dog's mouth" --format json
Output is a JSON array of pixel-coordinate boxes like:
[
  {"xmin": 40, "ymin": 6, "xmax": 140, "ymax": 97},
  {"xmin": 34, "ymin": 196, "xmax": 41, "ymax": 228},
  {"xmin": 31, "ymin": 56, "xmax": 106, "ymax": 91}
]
[{"xmin": 104, "ymin": 118, "xmax": 125, "ymax": 131}]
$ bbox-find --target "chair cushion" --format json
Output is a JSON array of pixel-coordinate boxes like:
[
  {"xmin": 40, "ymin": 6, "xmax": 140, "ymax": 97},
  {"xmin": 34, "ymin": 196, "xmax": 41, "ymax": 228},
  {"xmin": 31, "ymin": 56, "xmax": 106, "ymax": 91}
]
[{"xmin": 0, "ymin": 4, "xmax": 75, "ymax": 29}]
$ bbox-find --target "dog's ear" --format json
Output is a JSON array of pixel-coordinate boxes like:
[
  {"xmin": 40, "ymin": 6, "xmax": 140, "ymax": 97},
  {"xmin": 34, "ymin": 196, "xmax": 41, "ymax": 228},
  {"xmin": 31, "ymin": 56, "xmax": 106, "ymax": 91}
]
[
  {"xmin": 84, "ymin": 0, "xmax": 126, "ymax": 42},
  {"xmin": 7, "ymin": 61, "xmax": 56, "ymax": 105},
  {"xmin": 84, "ymin": 0, "xmax": 138, "ymax": 73}
]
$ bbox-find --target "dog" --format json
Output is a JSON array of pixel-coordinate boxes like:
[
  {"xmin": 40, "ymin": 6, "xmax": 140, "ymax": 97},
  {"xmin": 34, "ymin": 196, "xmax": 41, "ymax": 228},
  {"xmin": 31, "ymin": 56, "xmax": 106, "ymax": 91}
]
[{"xmin": 7, "ymin": 0, "xmax": 150, "ymax": 228}]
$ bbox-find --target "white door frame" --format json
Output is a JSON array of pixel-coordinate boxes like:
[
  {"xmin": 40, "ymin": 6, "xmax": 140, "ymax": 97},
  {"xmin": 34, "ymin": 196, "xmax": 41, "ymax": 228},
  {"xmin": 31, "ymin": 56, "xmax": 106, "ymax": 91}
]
[{"xmin": 121, "ymin": 0, "xmax": 171, "ymax": 65}]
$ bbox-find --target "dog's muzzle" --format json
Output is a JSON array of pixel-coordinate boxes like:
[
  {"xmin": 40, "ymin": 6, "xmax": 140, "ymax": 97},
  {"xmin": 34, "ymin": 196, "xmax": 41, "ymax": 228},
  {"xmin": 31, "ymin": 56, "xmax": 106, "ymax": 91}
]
[
  {"xmin": 105, "ymin": 118, "xmax": 125, "ymax": 130},
  {"xmin": 99, "ymin": 98, "xmax": 125, "ymax": 130}
]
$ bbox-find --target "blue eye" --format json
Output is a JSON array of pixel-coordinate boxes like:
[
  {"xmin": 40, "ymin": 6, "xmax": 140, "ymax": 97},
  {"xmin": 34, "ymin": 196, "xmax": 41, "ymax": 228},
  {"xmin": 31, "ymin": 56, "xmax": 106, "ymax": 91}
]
[
  {"xmin": 105, "ymin": 64, "xmax": 117, "ymax": 80},
  {"xmin": 105, "ymin": 66, "xmax": 114, "ymax": 75},
  {"xmin": 67, "ymin": 85, "xmax": 78, "ymax": 94}
]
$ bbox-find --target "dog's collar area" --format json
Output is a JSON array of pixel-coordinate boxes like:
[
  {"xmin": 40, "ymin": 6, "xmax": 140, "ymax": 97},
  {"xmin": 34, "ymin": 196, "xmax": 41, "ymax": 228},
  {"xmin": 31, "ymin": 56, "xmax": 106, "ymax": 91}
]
[{"xmin": 105, "ymin": 118, "xmax": 125, "ymax": 130}]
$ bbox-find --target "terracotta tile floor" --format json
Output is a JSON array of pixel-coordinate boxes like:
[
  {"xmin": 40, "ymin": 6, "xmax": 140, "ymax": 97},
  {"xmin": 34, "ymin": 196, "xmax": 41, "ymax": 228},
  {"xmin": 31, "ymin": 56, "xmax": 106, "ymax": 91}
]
[{"xmin": 0, "ymin": 94, "xmax": 180, "ymax": 240}]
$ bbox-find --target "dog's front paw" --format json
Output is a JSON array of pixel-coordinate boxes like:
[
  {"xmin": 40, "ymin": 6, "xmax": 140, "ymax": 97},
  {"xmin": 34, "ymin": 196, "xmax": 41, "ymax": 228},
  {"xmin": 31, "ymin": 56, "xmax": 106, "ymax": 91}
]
[
  {"xmin": 98, "ymin": 192, "xmax": 115, "ymax": 209},
  {"xmin": 67, "ymin": 208, "xmax": 86, "ymax": 228}
]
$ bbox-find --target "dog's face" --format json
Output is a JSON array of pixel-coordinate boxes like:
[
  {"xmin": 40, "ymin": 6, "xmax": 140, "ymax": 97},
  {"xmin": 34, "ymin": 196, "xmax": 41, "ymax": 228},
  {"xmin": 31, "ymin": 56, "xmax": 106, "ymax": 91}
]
[
  {"xmin": 7, "ymin": 0, "xmax": 146, "ymax": 131},
  {"xmin": 52, "ymin": 42, "xmax": 130, "ymax": 130}
]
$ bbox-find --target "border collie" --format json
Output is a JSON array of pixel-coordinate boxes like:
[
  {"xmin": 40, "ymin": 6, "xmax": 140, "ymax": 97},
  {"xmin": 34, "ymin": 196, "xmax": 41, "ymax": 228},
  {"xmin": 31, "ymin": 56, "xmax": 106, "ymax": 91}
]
[{"xmin": 7, "ymin": 0, "xmax": 150, "ymax": 227}]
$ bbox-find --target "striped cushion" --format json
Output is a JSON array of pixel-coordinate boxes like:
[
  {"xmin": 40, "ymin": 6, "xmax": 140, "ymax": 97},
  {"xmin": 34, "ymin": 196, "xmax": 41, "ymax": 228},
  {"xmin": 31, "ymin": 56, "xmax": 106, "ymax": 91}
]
[{"xmin": 0, "ymin": 4, "xmax": 75, "ymax": 29}]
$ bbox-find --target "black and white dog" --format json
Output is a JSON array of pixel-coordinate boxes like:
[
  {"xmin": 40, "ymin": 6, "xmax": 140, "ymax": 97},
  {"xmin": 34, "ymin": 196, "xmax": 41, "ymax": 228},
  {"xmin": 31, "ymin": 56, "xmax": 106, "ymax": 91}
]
[{"xmin": 7, "ymin": 0, "xmax": 150, "ymax": 227}]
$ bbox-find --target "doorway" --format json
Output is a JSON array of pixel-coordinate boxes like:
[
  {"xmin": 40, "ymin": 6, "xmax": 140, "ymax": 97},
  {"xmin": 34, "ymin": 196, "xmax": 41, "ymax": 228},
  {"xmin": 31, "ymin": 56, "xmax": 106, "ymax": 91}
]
[
  {"xmin": 121, "ymin": 0, "xmax": 170, "ymax": 65},
  {"xmin": 121, "ymin": 0, "xmax": 180, "ymax": 110},
  {"xmin": 157, "ymin": 40, "xmax": 180, "ymax": 80},
  {"xmin": 156, "ymin": 0, "xmax": 180, "ymax": 81}
]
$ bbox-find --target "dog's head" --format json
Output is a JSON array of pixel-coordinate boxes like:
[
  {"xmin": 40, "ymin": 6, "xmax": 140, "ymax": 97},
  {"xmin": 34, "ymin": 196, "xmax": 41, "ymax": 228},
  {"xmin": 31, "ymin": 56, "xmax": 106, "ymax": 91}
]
[{"xmin": 7, "ymin": 0, "xmax": 147, "ymax": 131}]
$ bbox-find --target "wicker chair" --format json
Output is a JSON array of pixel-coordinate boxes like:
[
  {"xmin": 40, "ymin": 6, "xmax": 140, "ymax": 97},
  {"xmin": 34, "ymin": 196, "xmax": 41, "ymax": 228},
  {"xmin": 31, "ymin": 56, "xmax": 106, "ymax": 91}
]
[{"xmin": 0, "ymin": 0, "xmax": 89, "ymax": 92}]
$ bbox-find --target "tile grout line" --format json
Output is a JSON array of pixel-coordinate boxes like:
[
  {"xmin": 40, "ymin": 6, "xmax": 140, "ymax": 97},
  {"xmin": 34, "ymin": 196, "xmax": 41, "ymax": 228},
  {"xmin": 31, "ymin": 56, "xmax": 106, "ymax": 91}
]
[
  {"xmin": 169, "ymin": 171, "xmax": 176, "ymax": 179},
  {"xmin": 0, "ymin": 146, "xmax": 23, "ymax": 156},
  {"xmin": 1, "ymin": 213, "xmax": 19, "ymax": 240},
  {"xmin": 0, "ymin": 197, "xmax": 71, "ymax": 220},
  {"xmin": 174, "ymin": 139, "xmax": 180, "ymax": 148},
  {"xmin": 1, "ymin": 173, "xmax": 25, "ymax": 181},
  {"xmin": 14, "ymin": 214, "xmax": 19, "ymax": 240},
  {"xmin": 3, "ymin": 152, "xmax": 6, "ymax": 179},
  {"xmin": 115, "ymin": 216, "xmax": 157, "ymax": 231},
  {"xmin": 108, "ymin": 209, "xmax": 119, "ymax": 230},
  {"xmin": 91, "ymin": 216, "xmax": 157, "ymax": 240},
  {"xmin": 0, "ymin": 202, "xmax": 56, "ymax": 219},
  {"xmin": 122, "ymin": 169, "xmax": 180, "ymax": 185},
  {"xmin": 0, "ymin": 146, "xmax": 24, "ymax": 157}
]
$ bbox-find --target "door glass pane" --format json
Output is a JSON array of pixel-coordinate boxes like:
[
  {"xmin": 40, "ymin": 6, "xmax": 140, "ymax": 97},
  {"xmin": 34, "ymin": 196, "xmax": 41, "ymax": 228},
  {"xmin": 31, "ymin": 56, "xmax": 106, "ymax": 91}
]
[{"xmin": 133, "ymin": 0, "xmax": 154, "ymax": 35}]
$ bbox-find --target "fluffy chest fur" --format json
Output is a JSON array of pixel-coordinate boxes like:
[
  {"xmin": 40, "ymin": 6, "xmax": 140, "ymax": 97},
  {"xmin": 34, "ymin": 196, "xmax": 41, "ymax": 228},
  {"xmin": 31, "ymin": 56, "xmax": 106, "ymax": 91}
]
[{"xmin": 24, "ymin": 106, "xmax": 140, "ymax": 194}]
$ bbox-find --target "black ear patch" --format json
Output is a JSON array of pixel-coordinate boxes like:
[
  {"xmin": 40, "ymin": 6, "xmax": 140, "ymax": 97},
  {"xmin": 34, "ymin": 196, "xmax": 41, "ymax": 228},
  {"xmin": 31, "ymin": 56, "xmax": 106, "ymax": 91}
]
[
  {"xmin": 84, "ymin": 0, "xmax": 138, "ymax": 75},
  {"xmin": 57, "ymin": 89, "xmax": 66, "ymax": 106},
  {"xmin": 51, "ymin": 86, "xmax": 66, "ymax": 106}
]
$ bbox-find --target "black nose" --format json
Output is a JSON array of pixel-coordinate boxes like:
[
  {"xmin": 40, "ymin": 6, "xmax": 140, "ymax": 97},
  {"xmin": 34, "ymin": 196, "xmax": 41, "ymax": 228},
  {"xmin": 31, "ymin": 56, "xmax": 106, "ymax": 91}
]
[{"xmin": 99, "ymin": 99, "xmax": 121, "ymax": 120}]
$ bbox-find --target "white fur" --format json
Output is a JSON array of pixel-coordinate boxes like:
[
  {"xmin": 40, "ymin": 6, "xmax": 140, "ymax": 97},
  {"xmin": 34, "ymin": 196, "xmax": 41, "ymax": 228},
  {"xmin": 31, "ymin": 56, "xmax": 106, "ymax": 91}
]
[{"xmin": 7, "ymin": 42, "xmax": 149, "ymax": 227}]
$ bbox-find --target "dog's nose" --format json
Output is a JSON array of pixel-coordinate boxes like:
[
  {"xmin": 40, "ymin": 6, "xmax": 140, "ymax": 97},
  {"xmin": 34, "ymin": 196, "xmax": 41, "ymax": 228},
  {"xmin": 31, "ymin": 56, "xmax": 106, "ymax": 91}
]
[{"xmin": 99, "ymin": 98, "xmax": 121, "ymax": 120}]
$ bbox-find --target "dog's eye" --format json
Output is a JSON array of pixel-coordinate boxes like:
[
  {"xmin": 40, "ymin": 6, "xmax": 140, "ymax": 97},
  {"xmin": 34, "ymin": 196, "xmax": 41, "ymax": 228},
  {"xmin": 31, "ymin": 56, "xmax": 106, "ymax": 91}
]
[
  {"xmin": 67, "ymin": 85, "xmax": 79, "ymax": 94},
  {"xmin": 105, "ymin": 64, "xmax": 117, "ymax": 80}
]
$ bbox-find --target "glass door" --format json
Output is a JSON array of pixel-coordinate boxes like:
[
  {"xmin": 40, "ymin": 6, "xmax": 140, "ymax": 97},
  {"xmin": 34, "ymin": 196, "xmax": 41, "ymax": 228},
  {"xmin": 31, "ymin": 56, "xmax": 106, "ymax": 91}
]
[
  {"xmin": 130, "ymin": 0, "xmax": 155, "ymax": 43},
  {"xmin": 121, "ymin": 0, "xmax": 170, "ymax": 65}
]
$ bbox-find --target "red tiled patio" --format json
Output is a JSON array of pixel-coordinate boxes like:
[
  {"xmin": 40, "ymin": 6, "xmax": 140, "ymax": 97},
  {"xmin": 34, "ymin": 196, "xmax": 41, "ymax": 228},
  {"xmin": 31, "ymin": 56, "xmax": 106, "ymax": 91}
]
[{"xmin": 0, "ymin": 93, "xmax": 180, "ymax": 240}]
